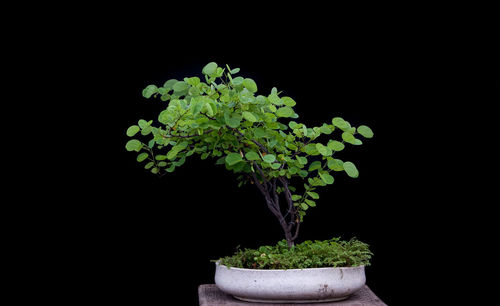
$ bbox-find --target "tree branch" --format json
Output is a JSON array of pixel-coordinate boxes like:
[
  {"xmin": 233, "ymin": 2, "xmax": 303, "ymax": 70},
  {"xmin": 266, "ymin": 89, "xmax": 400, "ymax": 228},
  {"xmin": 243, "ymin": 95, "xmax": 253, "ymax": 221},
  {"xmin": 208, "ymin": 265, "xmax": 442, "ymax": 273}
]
[
  {"xmin": 161, "ymin": 129, "xmax": 214, "ymax": 139},
  {"xmin": 251, "ymin": 171, "xmax": 281, "ymax": 217},
  {"xmin": 279, "ymin": 177, "xmax": 298, "ymax": 232},
  {"xmin": 252, "ymin": 161, "xmax": 268, "ymax": 189},
  {"xmin": 233, "ymin": 128, "xmax": 269, "ymax": 153},
  {"xmin": 202, "ymin": 113, "xmax": 217, "ymax": 120},
  {"xmin": 292, "ymin": 221, "xmax": 300, "ymax": 240},
  {"xmin": 272, "ymin": 178, "xmax": 280, "ymax": 212}
]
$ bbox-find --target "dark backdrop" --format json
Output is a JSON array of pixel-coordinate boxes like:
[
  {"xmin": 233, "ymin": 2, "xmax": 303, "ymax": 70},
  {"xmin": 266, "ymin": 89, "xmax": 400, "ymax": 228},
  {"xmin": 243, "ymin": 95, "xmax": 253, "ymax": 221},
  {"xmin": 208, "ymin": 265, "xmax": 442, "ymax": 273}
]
[{"xmin": 61, "ymin": 15, "xmax": 457, "ymax": 305}]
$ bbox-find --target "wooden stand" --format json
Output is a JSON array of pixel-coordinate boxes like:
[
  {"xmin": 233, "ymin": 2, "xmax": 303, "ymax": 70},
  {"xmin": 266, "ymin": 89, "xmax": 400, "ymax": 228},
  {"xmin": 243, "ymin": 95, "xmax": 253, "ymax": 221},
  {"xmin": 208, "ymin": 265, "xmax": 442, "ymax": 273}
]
[{"xmin": 198, "ymin": 284, "xmax": 387, "ymax": 305}]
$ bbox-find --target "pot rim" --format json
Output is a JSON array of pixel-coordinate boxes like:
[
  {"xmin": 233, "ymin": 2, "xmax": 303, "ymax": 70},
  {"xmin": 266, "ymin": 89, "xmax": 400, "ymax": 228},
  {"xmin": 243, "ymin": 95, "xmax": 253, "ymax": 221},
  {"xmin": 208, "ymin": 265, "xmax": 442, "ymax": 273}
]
[{"xmin": 215, "ymin": 261, "xmax": 365, "ymax": 272}]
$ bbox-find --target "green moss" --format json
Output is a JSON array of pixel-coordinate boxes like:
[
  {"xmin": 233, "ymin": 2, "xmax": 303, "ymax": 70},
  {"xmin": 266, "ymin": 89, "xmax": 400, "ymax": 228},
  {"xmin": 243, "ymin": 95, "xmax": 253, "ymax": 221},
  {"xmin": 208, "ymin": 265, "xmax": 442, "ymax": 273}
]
[{"xmin": 215, "ymin": 237, "xmax": 373, "ymax": 269}]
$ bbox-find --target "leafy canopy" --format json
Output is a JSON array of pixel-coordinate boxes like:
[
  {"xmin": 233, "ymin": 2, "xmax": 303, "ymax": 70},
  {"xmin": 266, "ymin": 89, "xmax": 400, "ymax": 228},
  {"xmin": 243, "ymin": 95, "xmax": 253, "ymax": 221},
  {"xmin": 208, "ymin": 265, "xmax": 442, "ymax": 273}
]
[{"xmin": 126, "ymin": 62, "xmax": 373, "ymax": 221}]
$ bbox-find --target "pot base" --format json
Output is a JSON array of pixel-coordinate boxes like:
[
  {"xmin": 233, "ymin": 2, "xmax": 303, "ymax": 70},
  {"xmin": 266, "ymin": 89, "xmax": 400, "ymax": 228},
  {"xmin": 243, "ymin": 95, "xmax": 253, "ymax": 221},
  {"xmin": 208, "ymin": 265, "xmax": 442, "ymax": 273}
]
[
  {"xmin": 215, "ymin": 262, "xmax": 365, "ymax": 303},
  {"xmin": 234, "ymin": 294, "xmax": 350, "ymax": 303}
]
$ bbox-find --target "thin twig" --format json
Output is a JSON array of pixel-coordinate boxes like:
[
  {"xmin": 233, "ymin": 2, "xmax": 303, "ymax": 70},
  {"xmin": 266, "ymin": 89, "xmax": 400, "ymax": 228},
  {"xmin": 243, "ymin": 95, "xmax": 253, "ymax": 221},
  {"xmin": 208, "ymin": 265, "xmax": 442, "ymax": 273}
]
[
  {"xmin": 161, "ymin": 129, "xmax": 214, "ymax": 139},
  {"xmin": 233, "ymin": 128, "xmax": 269, "ymax": 153}
]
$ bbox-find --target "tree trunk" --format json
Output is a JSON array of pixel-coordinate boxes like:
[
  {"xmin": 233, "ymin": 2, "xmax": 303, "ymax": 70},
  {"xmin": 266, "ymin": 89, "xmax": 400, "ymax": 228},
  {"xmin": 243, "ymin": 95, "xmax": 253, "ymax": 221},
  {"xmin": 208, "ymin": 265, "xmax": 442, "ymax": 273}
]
[
  {"xmin": 284, "ymin": 229, "xmax": 295, "ymax": 248},
  {"xmin": 250, "ymin": 169, "xmax": 299, "ymax": 249}
]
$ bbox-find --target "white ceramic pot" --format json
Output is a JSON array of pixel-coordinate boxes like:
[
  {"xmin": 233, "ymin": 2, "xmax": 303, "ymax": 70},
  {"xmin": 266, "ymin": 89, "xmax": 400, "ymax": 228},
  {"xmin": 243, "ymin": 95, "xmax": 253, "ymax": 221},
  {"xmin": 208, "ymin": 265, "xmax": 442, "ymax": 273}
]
[{"xmin": 214, "ymin": 262, "xmax": 366, "ymax": 303}]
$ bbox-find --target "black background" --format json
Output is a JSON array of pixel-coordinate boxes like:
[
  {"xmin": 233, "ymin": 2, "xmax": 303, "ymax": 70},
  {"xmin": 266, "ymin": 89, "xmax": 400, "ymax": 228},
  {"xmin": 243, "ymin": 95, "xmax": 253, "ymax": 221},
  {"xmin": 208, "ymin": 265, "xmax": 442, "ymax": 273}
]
[
  {"xmin": 88, "ymin": 43, "xmax": 425, "ymax": 305},
  {"xmin": 42, "ymin": 7, "xmax": 495, "ymax": 305}
]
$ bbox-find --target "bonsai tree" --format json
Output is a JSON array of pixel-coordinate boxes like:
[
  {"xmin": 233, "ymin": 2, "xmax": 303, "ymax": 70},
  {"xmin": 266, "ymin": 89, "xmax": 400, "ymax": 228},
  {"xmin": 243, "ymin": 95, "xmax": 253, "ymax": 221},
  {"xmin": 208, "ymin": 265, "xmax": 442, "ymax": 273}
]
[{"xmin": 126, "ymin": 62, "xmax": 374, "ymax": 248}]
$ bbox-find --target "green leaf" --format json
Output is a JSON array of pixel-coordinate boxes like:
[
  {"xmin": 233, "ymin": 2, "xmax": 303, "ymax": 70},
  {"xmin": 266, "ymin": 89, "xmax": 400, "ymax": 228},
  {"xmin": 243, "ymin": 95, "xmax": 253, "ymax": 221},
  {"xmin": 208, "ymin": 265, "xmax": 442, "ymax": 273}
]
[
  {"xmin": 191, "ymin": 98, "xmax": 205, "ymax": 115},
  {"xmin": 304, "ymin": 143, "xmax": 319, "ymax": 155},
  {"xmin": 163, "ymin": 79, "xmax": 178, "ymax": 90},
  {"xmin": 351, "ymin": 138, "xmax": 363, "ymax": 145},
  {"xmin": 242, "ymin": 111, "xmax": 257, "ymax": 123},
  {"xmin": 225, "ymin": 112, "xmax": 242, "ymax": 128},
  {"xmin": 245, "ymin": 151, "xmax": 260, "ymax": 161},
  {"xmin": 155, "ymin": 155, "xmax": 168, "ymax": 160},
  {"xmin": 319, "ymin": 172, "xmax": 334, "ymax": 184},
  {"xmin": 297, "ymin": 156, "xmax": 308, "ymax": 165},
  {"xmin": 242, "ymin": 78, "xmax": 258, "ymax": 93},
  {"xmin": 328, "ymin": 140, "xmax": 345, "ymax": 151},
  {"xmin": 202, "ymin": 102, "xmax": 214, "ymax": 116},
  {"xmin": 126, "ymin": 125, "xmax": 140, "ymax": 137},
  {"xmin": 305, "ymin": 199, "xmax": 316, "ymax": 207},
  {"xmin": 166, "ymin": 149, "xmax": 179, "ymax": 160},
  {"xmin": 231, "ymin": 76, "xmax": 244, "ymax": 85},
  {"xmin": 357, "ymin": 125, "xmax": 374, "ymax": 138},
  {"xmin": 289, "ymin": 166, "xmax": 299, "ymax": 174},
  {"xmin": 174, "ymin": 157, "xmax": 186, "ymax": 167},
  {"xmin": 332, "ymin": 117, "xmax": 350, "ymax": 129},
  {"xmin": 301, "ymin": 203, "xmax": 309, "ymax": 210},
  {"xmin": 268, "ymin": 93, "xmax": 282, "ymax": 105},
  {"xmin": 319, "ymin": 124, "xmax": 333, "ymax": 134},
  {"xmin": 160, "ymin": 93, "xmax": 171, "ymax": 101},
  {"xmin": 253, "ymin": 127, "xmax": 267, "ymax": 138},
  {"xmin": 138, "ymin": 119, "xmax": 149, "ymax": 129},
  {"xmin": 327, "ymin": 159, "xmax": 344, "ymax": 171},
  {"xmin": 292, "ymin": 195, "xmax": 302, "ymax": 201},
  {"xmin": 202, "ymin": 62, "xmax": 217, "ymax": 75},
  {"xmin": 230, "ymin": 68, "xmax": 240, "ymax": 74},
  {"xmin": 166, "ymin": 141, "xmax": 188, "ymax": 160},
  {"xmin": 125, "ymin": 139, "xmax": 142, "ymax": 152},
  {"xmin": 136, "ymin": 152, "xmax": 148, "ymax": 162},
  {"xmin": 316, "ymin": 143, "xmax": 332, "ymax": 156},
  {"xmin": 343, "ymin": 161, "xmax": 359, "ymax": 178},
  {"xmin": 151, "ymin": 167, "xmax": 159, "ymax": 174},
  {"xmin": 308, "ymin": 161, "xmax": 322, "ymax": 171},
  {"xmin": 286, "ymin": 143, "xmax": 298, "ymax": 150},
  {"xmin": 142, "ymin": 85, "xmax": 158, "ymax": 98},
  {"xmin": 226, "ymin": 153, "xmax": 243, "ymax": 166},
  {"xmin": 262, "ymin": 154, "xmax": 276, "ymax": 163},
  {"xmin": 342, "ymin": 132, "xmax": 355, "ymax": 143},
  {"xmin": 276, "ymin": 106, "xmax": 294, "ymax": 118},
  {"xmin": 174, "ymin": 141, "xmax": 189, "ymax": 151},
  {"xmin": 298, "ymin": 170, "xmax": 308, "ymax": 177},
  {"xmin": 307, "ymin": 191, "xmax": 319, "ymax": 199},
  {"xmin": 173, "ymin": 81, "xmax": 189, "ymax": 92},
  {"xmin": 144, "ymin": 161, "xmax": 154, "ymax": 169},
  {"xmin": 185, "ymin": 76, "xmax": 200, "ymax": 86},
  {"xmin": 141, "ymin": 126, "xmax": 152, "ymax": 136},
  {"xmin": 281, "ymin": 96, "xmax": 296, "ymax": 107},
  {"xmin": 271, "ymin": 163, "xmax": 281, "ymax": 169}
]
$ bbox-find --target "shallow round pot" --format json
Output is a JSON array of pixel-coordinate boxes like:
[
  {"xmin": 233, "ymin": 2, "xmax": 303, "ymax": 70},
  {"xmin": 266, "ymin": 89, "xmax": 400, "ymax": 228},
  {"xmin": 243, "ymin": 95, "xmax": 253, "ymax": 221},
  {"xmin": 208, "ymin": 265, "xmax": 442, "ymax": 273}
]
[{"xmin": 214, "ymin": 262, "xmax": 366, "ymax": 303}]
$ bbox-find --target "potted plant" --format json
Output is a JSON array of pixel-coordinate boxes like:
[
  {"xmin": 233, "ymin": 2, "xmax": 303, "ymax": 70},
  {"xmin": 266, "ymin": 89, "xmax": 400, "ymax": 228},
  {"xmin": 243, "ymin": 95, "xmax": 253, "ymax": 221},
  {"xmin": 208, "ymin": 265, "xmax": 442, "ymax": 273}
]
[{"xmin": 125, "ymin": 62, "xmax": 375, "ymax": 303}]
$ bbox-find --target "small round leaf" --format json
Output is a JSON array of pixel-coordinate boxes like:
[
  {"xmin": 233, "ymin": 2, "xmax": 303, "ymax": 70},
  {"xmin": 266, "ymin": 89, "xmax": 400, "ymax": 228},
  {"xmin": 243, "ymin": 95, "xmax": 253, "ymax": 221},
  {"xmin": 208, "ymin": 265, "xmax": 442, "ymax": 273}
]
[
  {"xmin": 125, "ymin": 139, "xmax": 142, "ymax": 152},
  {"xmin": 173, "ymin": 81, "xmax": 188, "ymax": 92},
  {"xmin": 202, "ymin": 62, "xmax": 218, "ymax": 75},
  {"xmin": 242, "ymin": 78, "xmax": 258, "ymax": 93},
  {"xmin": 357, "ymin": 125, "xmax": 374, "ymax": 138},
  {"xmin": 142, "ymin": 85, "xmax": 158, "ymax": 98},
  {"xmin": 226, "ymin": 153, "xmax": 243, "ymax": 166},
  {"xmin": 343, "ymin": 161, "xmax": 359, "ymax": 178},
  {"xmin": 126, "ymin": 125, "xmax": 140, "ymax": 137},
  {"xmin": 136, "ymin": 152, "xmax": 148, "ymax": 162},
  {"xmin": 262, "ymin": 154, "xmax": 276, "ymax": 163}
]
